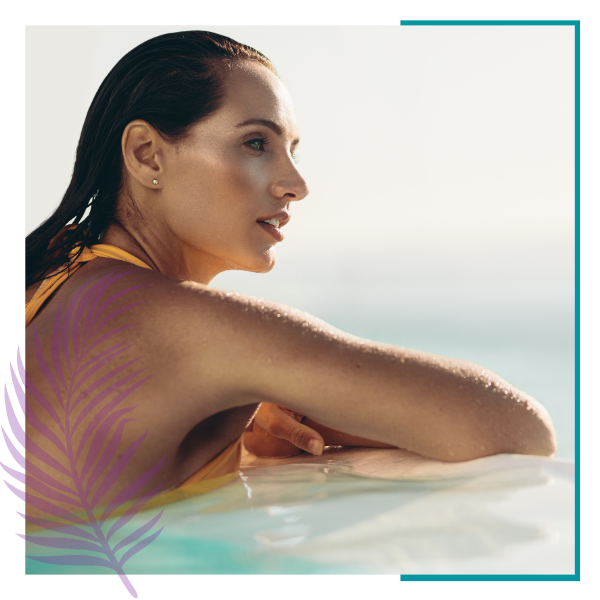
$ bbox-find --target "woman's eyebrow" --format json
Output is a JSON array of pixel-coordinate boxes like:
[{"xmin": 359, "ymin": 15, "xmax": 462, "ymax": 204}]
[{"xmin": 235, "ymin": 118, "xmax": 300, "ymax": 145}]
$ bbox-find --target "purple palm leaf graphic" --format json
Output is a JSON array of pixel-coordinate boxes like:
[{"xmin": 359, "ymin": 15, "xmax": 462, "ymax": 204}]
[{"xmin": 2, "ymin": 271, "xmax": 167, "ymax": 598}]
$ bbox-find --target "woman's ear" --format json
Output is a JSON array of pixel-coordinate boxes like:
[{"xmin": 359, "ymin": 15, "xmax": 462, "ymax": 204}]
[{"xmin": 121, "ymin": 120, "xmax": 164, "ymax": 189}]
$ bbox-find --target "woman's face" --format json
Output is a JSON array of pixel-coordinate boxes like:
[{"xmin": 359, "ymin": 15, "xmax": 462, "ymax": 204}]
[{"xmin": 156, "ymin": 60, "xmax": 309, "ymax": 283}]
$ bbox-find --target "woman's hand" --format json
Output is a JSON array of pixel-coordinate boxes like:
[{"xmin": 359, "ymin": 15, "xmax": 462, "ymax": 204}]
[{"xmin": 243, "ymin": 403, "xmax": 325, "ymax": 458}]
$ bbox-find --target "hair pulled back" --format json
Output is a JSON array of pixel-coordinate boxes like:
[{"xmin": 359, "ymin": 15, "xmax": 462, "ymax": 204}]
[{"xmin": 26, "ymin": 30, "xmax": 275, "ymax": 288}]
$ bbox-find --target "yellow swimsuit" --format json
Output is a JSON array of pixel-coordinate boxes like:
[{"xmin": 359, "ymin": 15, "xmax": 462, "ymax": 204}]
[{"xmin": 26, "ymin": 242, "xmax": 243, "ymax": 510}]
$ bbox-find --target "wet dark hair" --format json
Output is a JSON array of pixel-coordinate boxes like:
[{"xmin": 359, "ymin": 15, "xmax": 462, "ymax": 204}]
[{"xmin": 26, "ymin": 30, "xmax": 275, "ymax": 288}]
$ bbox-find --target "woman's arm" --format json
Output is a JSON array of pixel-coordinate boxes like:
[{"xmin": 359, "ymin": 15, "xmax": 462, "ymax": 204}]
[{"xmin": 142, "ymin": 276, "xmax": 556, "ymax": 462}]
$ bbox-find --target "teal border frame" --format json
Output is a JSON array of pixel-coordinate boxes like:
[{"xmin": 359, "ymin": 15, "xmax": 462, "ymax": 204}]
[{"xmin": 398, "ymin": 19, "xmax": 580, "ymax": 583}]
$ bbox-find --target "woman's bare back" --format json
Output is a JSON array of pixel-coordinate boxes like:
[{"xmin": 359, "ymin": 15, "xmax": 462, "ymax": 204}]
[{"xmin": 25, "ymin": 259, "xmax": 258, "ymax": 516}]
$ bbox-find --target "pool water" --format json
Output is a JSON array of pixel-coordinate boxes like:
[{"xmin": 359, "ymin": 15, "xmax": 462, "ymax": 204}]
[{"xmin": 26, "ymin": 450, "xmax": 575, "ymax": 576}]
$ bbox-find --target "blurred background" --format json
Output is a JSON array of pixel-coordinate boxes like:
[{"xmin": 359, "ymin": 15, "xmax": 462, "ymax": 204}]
[{"xmin": 26, "ymin": 26, "xmax": 575, "ymax": 459}]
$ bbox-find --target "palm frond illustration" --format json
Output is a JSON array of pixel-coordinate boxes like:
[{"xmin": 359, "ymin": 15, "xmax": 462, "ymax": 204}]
[{"xmin": 2, "ymin": 270, "xmax": 166, "ymax": 598}]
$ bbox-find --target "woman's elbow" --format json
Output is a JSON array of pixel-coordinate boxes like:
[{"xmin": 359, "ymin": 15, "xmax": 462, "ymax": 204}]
[
  {"xmin": 500, "ymin": 394, "xmax": 557, "ymax": 458},
  {"xmin": 455, "ymin": 394, "xmax": 557, "ymax": 462},
  {"xmin": 516, "ymin": 417, "xmax": 557, "ymax": 457}
]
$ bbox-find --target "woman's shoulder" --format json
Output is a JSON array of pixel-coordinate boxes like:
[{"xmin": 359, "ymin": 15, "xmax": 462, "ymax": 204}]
[
  {"xmin": 72, "ymin": 257, "xmax": 301, "ymax": 352},
  {"xmin": 87, "ymin": 259, "xmax": 253, "ymax": 320},
  {"xmin": 88, "ymin": 258, "xmax": 317, "ymax": 333}
]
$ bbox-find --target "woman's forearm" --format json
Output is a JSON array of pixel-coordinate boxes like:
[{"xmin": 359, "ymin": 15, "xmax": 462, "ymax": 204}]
[{"xmin": 285, "ymin": 342, "xmax": 557, "ymax": 462}]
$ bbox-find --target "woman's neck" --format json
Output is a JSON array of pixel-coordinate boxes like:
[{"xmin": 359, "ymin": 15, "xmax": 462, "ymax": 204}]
[{"xmin": 99, "ymin": 223, "xmax": 160, "ymax": 271}]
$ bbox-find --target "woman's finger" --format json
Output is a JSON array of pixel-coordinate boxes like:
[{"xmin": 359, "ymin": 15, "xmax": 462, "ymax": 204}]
[
  {"xmin": 242, "ymin": 424, "xmax": 303, "ymax": 458},
  {"xmin": 255, "ymin": 404, "xmax": 325, "ymax": 455}
]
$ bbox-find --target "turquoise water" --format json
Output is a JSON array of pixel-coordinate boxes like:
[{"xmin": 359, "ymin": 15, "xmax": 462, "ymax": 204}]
[{"xmin": 26, "ymin": 456, "xmax": 574, "ymax": 575}]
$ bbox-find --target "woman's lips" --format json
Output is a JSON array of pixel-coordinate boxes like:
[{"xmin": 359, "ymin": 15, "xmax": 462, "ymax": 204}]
[{"xmin": 257, "ymin": 221, "xmax": 284, "ymax": 242}]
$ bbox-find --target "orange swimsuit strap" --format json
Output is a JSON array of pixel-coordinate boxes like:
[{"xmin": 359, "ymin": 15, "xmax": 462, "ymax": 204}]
[{"xmin": 26, "ymin": 244, "xmax": 152, "ymax": 326}]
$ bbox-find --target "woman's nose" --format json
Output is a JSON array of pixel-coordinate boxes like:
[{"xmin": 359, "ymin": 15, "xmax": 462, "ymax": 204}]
[{"xmin": 271, "ymin": 163, "xmax": 310, "ymax": 203}]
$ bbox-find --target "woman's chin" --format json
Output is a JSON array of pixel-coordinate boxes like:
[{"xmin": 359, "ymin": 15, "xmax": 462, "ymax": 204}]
[
  {"xmin": 252, "ymin": 254, "xmax": 277, "ymax": 274},
  {"xmin": 225, "ymin": 250, "xmax": 277, "ymax": 275},
  {"xmin": 249, "ymin": 247, "xmax": 277, "ymax": 273}
]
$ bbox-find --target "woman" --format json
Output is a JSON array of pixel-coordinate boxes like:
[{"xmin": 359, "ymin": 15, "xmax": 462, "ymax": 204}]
[{"xmin": 25, "ymin": 31, "xmax": 556, "ymax": 514}]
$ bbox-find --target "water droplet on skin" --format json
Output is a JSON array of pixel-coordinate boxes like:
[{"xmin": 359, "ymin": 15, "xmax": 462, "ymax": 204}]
[
  {"xmin": 226, "ymin": 292, "xmax": 231, "ymax": 296},
  {"xmin": 277, "ymin": 314, "xmax": 281, "ymax": 317}
]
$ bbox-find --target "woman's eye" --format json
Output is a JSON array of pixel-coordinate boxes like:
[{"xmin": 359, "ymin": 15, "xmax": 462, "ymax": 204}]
[
  {"xmin": 245, "ymin": 137, "xmax": 299, "ymax": 164},
  {"xmin": 246, "ymin": 138, "xmax": 267, "ymax": 152}
]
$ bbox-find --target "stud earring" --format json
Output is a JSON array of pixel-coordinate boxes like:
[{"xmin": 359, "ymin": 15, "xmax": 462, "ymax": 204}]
[{"xmin": 152, "ymin": 179, "xmax": 159, "ymax": 185}]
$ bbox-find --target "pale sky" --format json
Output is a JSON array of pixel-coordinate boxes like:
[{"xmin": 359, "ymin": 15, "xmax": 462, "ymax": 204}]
[{"xmin": 27, "ymin": 26, "xmax": 574, "ymax": 257}]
